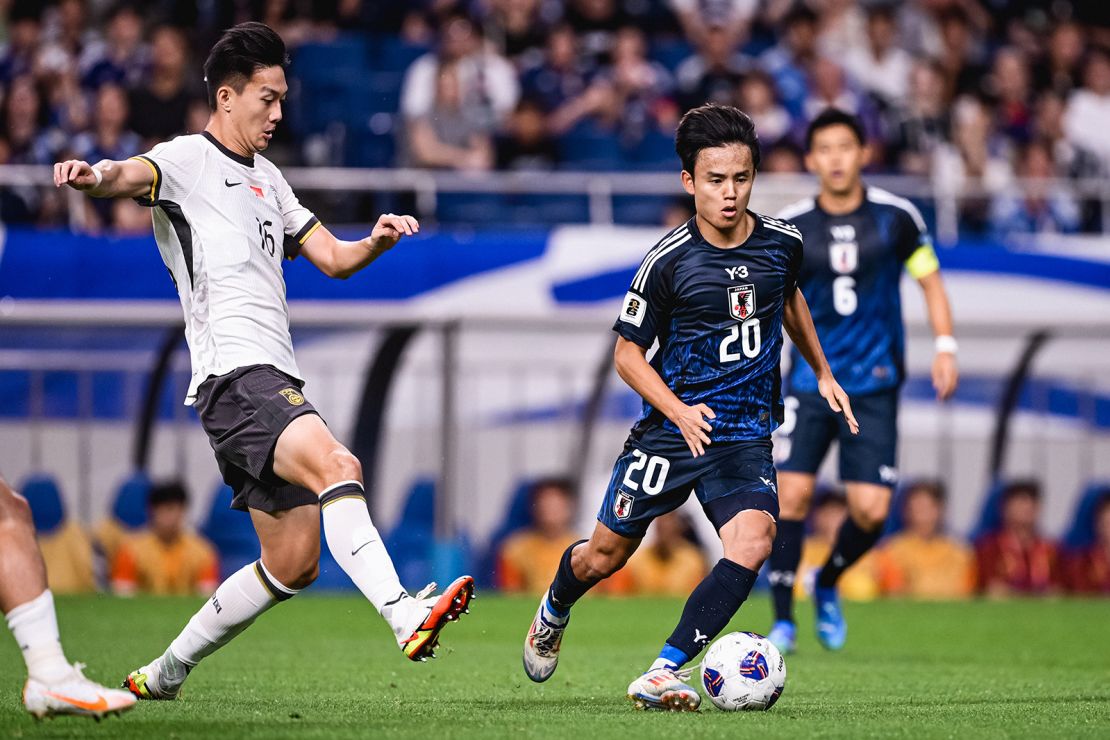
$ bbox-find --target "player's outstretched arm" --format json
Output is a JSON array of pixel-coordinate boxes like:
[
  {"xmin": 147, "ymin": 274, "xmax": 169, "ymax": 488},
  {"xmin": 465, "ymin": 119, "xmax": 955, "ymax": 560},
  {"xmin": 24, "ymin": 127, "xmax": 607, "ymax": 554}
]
[
  {"xmin": 53, "ymin": 158, "xmax": 154, "ymax": 200},
  {"xmin": 783, "ymin": 289, "xmax": 859, "ymax": 435},
  {"xmin": 299, "ymin": 213, "xmax": 419, "ymax": 280},
  {"xmin": 916, "ymin": 270, "xmax": 959, "ymax": 401},
  {"xmin": 613, "ymin": 336, "xmax": 716, "ymax": 457}
]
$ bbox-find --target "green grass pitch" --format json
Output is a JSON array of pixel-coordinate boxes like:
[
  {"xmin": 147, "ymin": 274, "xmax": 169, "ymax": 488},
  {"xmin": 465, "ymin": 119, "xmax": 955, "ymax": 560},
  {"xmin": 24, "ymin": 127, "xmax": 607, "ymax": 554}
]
[{"xmin": 1, "ymin": 594, "xmax": 1108, "ymax": 738}]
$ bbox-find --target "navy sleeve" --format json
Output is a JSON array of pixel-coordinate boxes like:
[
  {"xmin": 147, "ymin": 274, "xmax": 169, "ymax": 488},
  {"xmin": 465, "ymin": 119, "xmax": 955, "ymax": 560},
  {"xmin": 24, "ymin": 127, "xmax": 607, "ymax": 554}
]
[
  {"xmin": 894, "ymin": 203, "xmax": 932, "ymax": 262},
  {"xmin": 612, "ymin": 249, "xmax": 676, "ymax": 349},
  {"xmin": 784, "ymin": 234, "xmax": 804, "ymax": 300}
]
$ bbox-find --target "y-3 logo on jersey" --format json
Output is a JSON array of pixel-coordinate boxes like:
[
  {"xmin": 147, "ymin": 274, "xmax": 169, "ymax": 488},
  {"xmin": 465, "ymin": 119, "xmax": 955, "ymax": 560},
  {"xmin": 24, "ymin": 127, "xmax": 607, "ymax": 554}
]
[
  {"xmin": 829, "ymin": 225, "xmax": 859, "ymax": 274},
  {"xmin": 724, "ymin": 265, "xmax": 749, "ymax": 280},
  {"xmin": 728, "ymin": 284, "xmax": 756, "ymax": 320}
]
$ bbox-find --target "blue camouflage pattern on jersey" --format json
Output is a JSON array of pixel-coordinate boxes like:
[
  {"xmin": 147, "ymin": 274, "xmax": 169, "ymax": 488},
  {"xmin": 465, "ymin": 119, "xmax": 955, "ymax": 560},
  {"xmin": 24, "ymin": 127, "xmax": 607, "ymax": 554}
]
[
  {"xmin": 781, "ymin": 186, "xmax": 933, "ymax": 396},
  {"xmin": 613, "ymin": 213, "xmax": 803, "ymax": 443}
]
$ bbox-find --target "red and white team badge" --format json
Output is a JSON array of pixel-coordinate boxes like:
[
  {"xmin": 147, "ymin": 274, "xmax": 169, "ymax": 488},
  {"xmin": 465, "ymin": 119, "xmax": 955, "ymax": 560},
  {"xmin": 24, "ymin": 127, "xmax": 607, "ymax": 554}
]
[
  {"xmin": 728, "ymin": 284, "xmax": 756, "ymax": 320},
  {"xmin": 614, "ymin": 492, "xmax": 634, "ymax": 520}
]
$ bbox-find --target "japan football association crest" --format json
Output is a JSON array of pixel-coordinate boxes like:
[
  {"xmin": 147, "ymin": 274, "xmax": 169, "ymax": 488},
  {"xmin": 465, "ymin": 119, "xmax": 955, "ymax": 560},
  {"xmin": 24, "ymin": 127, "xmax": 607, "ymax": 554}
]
[
  {"xmin": 614, "ymin": 492, "xmax": 634, "ymax": 520},
  {"xmin": 728, "ymin": 284, "xmax": 756, "ymax": 320},
  {"xmin": 829, "ymin": 241, "xmax": 858, "ymax": 274}
]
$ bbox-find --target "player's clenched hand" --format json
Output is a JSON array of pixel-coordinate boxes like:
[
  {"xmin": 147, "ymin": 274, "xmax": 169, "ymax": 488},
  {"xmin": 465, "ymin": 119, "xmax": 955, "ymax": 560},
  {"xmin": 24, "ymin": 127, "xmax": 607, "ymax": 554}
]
[
  {"xmin": 818, "ymin": 375, "xmax": 860, "ymax": 435},
  {"xmin": 932, "ymin": 352, "xmax": 958, "ymax": 401},
  {"xmin": 368, "ymin": 213, "xmax": 419, "ymax": 251},
  {"xmin": 669, "ymin": 402, "xmax": 715, "ymax": 458},
  {"xmin": 53, "ymin": 160, "xmax": 98, "ymax": 190}
]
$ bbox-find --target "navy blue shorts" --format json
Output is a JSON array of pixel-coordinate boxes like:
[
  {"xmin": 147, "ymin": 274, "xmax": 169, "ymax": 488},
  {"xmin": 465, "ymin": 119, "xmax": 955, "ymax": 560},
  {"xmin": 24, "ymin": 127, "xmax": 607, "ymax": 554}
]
[
  {"xmin": 776, "ymin": 388, "xmax": 899, "ymax": 487},
  {"xmin": 597, "ymin": 433, "xmax": 779, "ymax": 539}
]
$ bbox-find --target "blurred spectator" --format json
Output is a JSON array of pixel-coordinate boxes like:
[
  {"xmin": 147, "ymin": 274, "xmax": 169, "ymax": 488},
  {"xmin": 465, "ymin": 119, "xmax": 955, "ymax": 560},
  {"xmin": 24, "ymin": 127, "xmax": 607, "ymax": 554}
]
[
  {"xmin": 889, "ymin": 59, "xmax": 950, "ymax": 175},
  {"xmin": 70, "ymin": 83, "xmax": 144, "ymax": 232},
  {"xmin": 932, "ymin": 95, "xmax": 1014, "ymax": 234},
  {"xmin": 25, "ymin": 476, "xmax": 97, "ymax": 594},
  {"xmin": 590, "ymin": 26, "xmax": 678, "ymax": 144},
  {"xmin": 661, "ymin": 195, "xmax": 695, "ymax": 228},
  {"xmin": 0, "ymin": 3, "xmax": 43, "ymax": 85},
  {"xmin": 1063, "ymin": 493, "xmax": 1110, "ymax": 595},
  {"xmin": 990, "ymin": 139, "xmax": 1081, "ymax": 237},
  {"xmin": 127, "ymin": 25, "xmax": 195, "ymax": 146},
  {"xmin": 675, "ymin": 24, "xmax": 752, "ymax": 112},
  {"xmin": 795, "ymin": 490, "xmax": 879, "ymax": 602},
  {"xmin": 876, "ymin": 481, "xmax": 975, "ymax": 600},
  {"xmin": 111, "ymin": 482, "xmax": 219, "ymax": 596},
  {"xmin": 737, "ymin": 71, "xmax": 791, "ymax": 147},
  {"xmin": 986, "ymin": 47, "xmax": 1033, "ymax": 143},
  {"xmin": 1064, "ymin": 46, "xmax": 1110, "ymax": 170},
  {"xmin": 2, "ymin": 75, "xmax": 57, "ymax": 164},
  {"xmin": 495, "ymin": 98, "xmax": 558, "ymax": 170},
  {"xmin": 37, "ymin": 0, "xmax": 103, "ymax": 83},
  {"xmin": 668, "ymin": 0, "xmax": 757, "ymax": 50},
  {"xmin": 496, "ymin": 478, "xmax": 579, "ymax": 595},
  {"xmin": 762, "ymin": 142, "xmax": 804, "ymax": 173},
  {"xmin": 936, "ymin": 7, "xmax": 988, "ymax": 100},
  {"xmin": 407, "ymin": 61, "xmax": 494, "ymax": 171},
  {"xmin": 802, "ymin": 57, "xmax": 880, "ymax": 149},
  {"xmin": 82, "ymin": 4, "xmax": 151, "ymax": 90},
  {"xmin": 975, "ymin": 481, "xmax": 1061, "ymax": 597},
  {"xmin": 477, "ymin": 0, "xmax": 551, "ymax": 68},
  {"xmin": 842, "ymin": 4, "xmax": 912, "ymax": 109},
  {"xmin": 1036, "ymin": 21, "xmax": 1085, "ymax": 97},
  {"xmin": 563, "ymin": 0, "xmax": 630, "ymax": 65},
  {"xmin": 626, "ymin": 510, "xmax": 709, "ymax": 596},
  {"xmin": 1034, "ymin": 90, "xmax": 1103, "ymax": 180},
  {"xmin": 760, "ymin": 6, "xmax": 818, "ymax": 119},
  {"xmin": 400, "ymin": 12, "xmax": 520, "ymax": 132},
  {"xmin": 521, "ymin": 25, "xmax": 603, "ymax": 134}
]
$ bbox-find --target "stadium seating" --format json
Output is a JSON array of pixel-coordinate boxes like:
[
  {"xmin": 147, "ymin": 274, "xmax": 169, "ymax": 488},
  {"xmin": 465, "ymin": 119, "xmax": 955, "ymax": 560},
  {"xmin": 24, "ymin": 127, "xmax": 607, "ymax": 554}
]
[
  {"xmin": 21, "ymin": 474, "xmax": 65, "ymax": 533},
  {"xmin": 1062, "ymin": 482, "xmax": 1110, "ymax": 550},
  {"xmin": 201, "ymin": 484, "xmax": 259, "ymax": 580},
  {"xmin": 475, "ymin": 479, "xmax": 537, "ymax": 587}
]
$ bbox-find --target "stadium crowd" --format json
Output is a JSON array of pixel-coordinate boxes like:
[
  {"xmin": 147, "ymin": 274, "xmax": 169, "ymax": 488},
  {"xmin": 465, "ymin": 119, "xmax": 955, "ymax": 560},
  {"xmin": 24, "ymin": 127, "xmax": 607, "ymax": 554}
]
[{"xmin": 0, "ymin": 0, "xmax": 1108, "ymax": 233}]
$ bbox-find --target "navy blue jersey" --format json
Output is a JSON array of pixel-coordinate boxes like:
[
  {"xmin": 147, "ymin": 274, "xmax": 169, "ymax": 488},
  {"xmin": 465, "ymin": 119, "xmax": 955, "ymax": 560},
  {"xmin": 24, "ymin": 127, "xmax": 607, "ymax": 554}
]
[
  {"xmin": 613, "ymin": 213, "xmax": 803, "ymax": 443},
  {"xmin": 780, "ymin": 186, "xmax": 935, "ymax": 396}
]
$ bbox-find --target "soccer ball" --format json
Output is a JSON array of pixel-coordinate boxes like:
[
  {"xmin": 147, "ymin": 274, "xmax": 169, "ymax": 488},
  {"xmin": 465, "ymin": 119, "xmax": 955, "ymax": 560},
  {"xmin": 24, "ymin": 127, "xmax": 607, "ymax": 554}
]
[{"xmin": 699, "ymin": 631, "xmax": 786, "ymax": 711}]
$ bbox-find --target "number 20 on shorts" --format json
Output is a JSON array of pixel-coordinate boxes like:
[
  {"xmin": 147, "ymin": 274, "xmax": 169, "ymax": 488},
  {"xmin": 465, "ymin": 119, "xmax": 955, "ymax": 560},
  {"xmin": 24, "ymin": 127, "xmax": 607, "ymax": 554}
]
[{"xmin": 622, "ymin": 450, "xmax": 671, "ymax": 496}]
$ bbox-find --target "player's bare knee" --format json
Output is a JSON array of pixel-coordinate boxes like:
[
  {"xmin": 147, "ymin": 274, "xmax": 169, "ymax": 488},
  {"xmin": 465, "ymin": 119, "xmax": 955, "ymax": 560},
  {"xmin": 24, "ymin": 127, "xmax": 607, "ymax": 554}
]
[
  {"xmin": 325, "ymin": 447, "xmax": 362, "ymax": 486},
  {"xmin": 853, "ymin": 505, "xmax": 888, "ymax": 532},
  {"xmin": 288, "ymin": 560, "xmax": 319, "ymax": 590}
]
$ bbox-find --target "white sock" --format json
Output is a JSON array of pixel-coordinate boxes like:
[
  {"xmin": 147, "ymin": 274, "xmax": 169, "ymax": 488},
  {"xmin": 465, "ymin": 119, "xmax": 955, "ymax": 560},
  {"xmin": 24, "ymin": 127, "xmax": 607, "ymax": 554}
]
[
  {"xmin": 319, "ymin": 481, "xmax": 407, "ymax": 622},
  {"xmin": 5, "ymin": 590, "xmax": 71, "ymax": 684},
  {"xmin": 169, "ymin": 560, "xmax": 298, "ymax": 666}
]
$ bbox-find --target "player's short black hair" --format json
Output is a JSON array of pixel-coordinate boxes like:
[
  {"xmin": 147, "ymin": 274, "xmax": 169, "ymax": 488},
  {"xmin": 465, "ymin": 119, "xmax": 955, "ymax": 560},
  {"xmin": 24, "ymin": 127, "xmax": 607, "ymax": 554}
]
[
  {"xmin": 675, "ymin": 103, "xmax": 761, "ymax": 175},
  {"xmin": 204, "ymin": 22, "xmax": 290, "ymax": 110},
  {"xmin": 805, "ymin": 108, "xmax": 866, "ymax": 151},
  {"xmin": 148, "ymin": 481, "xmax": 188, "ymax": 508}
]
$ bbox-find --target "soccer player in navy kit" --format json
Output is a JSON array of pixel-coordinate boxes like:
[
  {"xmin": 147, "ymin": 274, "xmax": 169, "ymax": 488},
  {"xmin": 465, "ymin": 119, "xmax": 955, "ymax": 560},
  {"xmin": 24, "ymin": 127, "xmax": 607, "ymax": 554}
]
[
  {"xmin": 766, "ymin": 109, "xmax": 959, "ymax": 654},
  {"xmin": 521, "ymin": 104, "xmax": 858, "ymax": 711}
]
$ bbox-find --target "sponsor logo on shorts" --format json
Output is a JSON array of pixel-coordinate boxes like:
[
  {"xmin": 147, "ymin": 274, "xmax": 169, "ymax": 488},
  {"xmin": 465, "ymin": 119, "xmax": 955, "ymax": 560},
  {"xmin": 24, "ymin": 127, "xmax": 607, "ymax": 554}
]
[
  {"xmin": 614, "ymin": 491, "xmax": 634, "ymax": 519},
  {"xmin": 879, "ymin": 465, "xmax": 899, "ymax": 484},
  {"xmin": 279, "ymin": 388, "xmax": 305, "ymax": 406}
]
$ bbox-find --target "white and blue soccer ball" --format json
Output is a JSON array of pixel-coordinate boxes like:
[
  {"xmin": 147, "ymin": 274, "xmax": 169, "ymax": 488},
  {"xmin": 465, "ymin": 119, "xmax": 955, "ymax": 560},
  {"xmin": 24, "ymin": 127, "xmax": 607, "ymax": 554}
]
[{"xmin": 699, "ymin": 631, "xmax": 786, "ymax": 711}]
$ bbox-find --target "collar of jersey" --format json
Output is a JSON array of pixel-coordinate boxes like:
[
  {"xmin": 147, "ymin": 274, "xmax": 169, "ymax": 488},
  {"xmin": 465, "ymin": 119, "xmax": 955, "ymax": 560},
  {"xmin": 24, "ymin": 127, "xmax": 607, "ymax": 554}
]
[
  {"xmin": 201, "ymin": 131, "xmax": 255, "ymax": 168},
  {"xmin": 687, "ymin": 211, "xmax": 761, "ymax": 251}
]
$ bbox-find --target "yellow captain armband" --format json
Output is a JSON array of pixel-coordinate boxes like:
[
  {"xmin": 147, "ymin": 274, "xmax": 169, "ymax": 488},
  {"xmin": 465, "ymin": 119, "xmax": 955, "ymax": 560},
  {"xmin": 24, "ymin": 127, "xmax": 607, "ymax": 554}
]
[{"xmin": 905, "ymin": 243, "xmax": 940, "ymax": 279}]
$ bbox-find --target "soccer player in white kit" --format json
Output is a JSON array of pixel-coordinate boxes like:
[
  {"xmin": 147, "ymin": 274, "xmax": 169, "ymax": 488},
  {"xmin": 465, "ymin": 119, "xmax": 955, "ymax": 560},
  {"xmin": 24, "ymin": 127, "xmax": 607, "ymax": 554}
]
[{"xmin": 53, "ymin": 23, "xmax": 474, "ymax": 701}]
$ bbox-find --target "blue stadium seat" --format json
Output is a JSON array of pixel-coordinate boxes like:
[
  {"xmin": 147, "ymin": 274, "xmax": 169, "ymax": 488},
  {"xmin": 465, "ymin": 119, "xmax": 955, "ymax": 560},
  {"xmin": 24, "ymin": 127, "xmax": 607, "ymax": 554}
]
[
  {"xmin": 625, "ymin": 128, "xmax": 675, "ymax": 171},
  {"xmin": 557, "ymin": 122, "xmax": 623, "ymax": 171},
  {"xmin": 1062, "ymin": 482, "xmax": 1110, "ymax": 550},
  {"xmin": 649, "ymin": 38, "xmax": 694, "ymax": 72},
  {"xmin": 290, "ymin": 35, "xmax": 371, "ymax": 85},
  {"xmin": 385, "ymin": 479, "xmax": 437, "ymax": 588},
  {"xmin": 436, "ymin": 193, "xmax": 507, "ymax": 226},
  {"xmin": 201, "ymin": 484, "xmax": 258, "ymax": 580},
  {"xmin": 613, "ymin": 195, "xmax": 674, "ymax": 225},
  {"xmin": 475, "ymin": 479, "xmax": 535, "ymax": 587},
  {"xmin": 20, "ymin": 474, "xmax": 65, "ymax": 534},
  {"xmin": 970, "ymin": 480, "xmax": 1008, "ymax": 541},
  {"xmin": 506, "ymin": 193, "xmax": 590, "ymax": 225},
  {"xmin": 111, "ymin": 471, "xmax": 150, "ymax": 529},
  {"xmin": 372, "ymin": 35, "xmax": 430, "ymax": 73}
]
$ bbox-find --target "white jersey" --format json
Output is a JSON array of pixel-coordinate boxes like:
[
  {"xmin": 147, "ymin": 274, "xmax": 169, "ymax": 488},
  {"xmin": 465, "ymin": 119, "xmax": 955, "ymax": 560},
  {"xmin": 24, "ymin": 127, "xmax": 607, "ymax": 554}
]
[{"xmin": 132, "ymin": 133, "xmax": 320, "ymax": 404}]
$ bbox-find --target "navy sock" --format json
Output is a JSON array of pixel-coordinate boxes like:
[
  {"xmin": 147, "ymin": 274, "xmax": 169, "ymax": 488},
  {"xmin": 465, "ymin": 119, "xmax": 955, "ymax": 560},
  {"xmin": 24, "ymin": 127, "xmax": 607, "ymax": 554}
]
[
  {"xmin": 816, "ymin": 517, "xmax": 883, "ymax": 589},
  {"xmin": 768, "ymin": 519, "xmax": 804, "ymax": 623},
  {"xmin": 547, "ymin": 539, "xmax": 591, "ymax": 613},
  {"xmin": 662, "ymin": 559, "xmax": 758, "ymax": 666}
]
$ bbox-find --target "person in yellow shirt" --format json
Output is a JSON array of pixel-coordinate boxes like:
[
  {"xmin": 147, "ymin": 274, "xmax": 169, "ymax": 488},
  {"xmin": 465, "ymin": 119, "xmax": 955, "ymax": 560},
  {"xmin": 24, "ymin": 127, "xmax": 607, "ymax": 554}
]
[
  {"xmin": 876, "ymin": 481, "xmax": 975, "ymax": 599},
  {"xmin": 796, "ymin": 490, "xmax": 879, "ymax": 601},
  {"xmin": 111, "ymin": 482, "xmax": 219, "ymax": 596},
  {"xmin": 497, "ymin": 478, "xmax": 631, "ymax": 595},
  {"xmin": 626, "ymin": 510, "xmax": 709, "ymax": 596}
]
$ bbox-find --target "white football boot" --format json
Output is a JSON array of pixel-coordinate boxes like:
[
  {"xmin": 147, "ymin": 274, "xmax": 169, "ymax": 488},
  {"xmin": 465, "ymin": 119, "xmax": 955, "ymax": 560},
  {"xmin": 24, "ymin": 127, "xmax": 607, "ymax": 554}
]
[
  {"xmin": 627, "ymin": 666, "xmax": 701, "ymax": 711},
  {"xmin": 522, "ymin": 597, "xmax": 568, "ymax": 683},
  {"xmin": 24, "ymin": 663, "xmax": 136, "ymax": 719}
]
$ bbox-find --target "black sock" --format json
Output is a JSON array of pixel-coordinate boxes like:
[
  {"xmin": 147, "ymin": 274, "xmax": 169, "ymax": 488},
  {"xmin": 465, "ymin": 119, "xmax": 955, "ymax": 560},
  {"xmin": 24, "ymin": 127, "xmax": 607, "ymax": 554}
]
[
  {"xmin": 547, "ymin": 539, "xmax": 592, "ymax": 613},
  {"xmin": 816, "ymin": 517, "xmax": 883, "ymax": 589},
  {"xmin": 768, "ymin": 519, "xmax": 804, "ymax": 623},
  {"xmin": 662, "ymin": 559, "xmax": 758, "ymax": 665}
]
